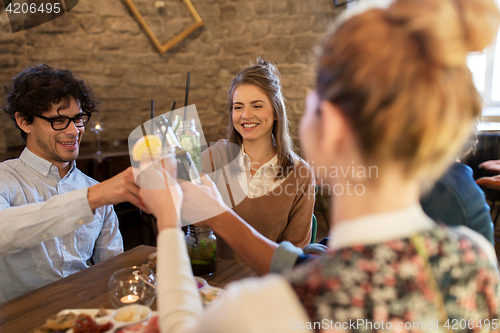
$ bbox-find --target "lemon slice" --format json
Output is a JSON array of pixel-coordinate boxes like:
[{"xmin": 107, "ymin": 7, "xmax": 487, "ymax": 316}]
[
  {"xmin": 132, "ymin": 135, "xmax": 162, "ymax": 161},
  {"xmin": 179, "ymin": 137, "xmax": 194, "ymax": 150}
]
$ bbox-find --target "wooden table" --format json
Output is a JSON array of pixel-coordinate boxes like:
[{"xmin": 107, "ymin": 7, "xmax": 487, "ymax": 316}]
[{"xmin": 0, "ymin": 245, "xmax": 256, "ymax": 333}]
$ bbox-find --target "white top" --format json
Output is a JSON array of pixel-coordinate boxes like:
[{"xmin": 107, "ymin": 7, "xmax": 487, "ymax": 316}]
[
  {"xmin": 236, "ymin": 144, "xmax": 288, "ymax": 198},
  {"xmin": 157, "ymin": 204, "xmax": 497, "ymax": 333}
]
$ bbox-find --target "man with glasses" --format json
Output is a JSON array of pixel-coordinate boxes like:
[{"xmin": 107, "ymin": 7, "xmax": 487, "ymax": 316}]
[{"xmin": 0, "ymin": 64, "xmax": 146, "ymax": 303}]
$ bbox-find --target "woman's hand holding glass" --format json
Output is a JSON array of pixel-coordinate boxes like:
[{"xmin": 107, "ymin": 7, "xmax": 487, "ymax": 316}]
[
  {"xmin": 137, "ymin": 157, "xmax": 183, "ymax": 231},
  {"xmin": 179, "ymin": 174, "xmax": 230, "ymax": 227}
]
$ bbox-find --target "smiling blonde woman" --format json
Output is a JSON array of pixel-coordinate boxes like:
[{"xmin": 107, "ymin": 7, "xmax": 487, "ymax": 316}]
[{"xmin": 200, "ymin": 59, "xmax": 315, "ymax": 260}]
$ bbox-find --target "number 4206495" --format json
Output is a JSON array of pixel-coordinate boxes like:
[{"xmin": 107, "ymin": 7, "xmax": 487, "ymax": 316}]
[
  {"xmin": 444, "ymin": 319, "xmax": 498, "ymax": 330},
  {"xmin": 6, "ymin": 2, "xmax": 61, "ymax": 14}
]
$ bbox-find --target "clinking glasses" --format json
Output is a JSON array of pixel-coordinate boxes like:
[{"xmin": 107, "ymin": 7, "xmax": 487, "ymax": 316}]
[{"xmin": 36, "ymin": 113, "xmax": 91, "ymax": 131}]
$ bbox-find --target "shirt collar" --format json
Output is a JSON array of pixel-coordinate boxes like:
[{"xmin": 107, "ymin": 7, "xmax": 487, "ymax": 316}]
[
  {"xmin": 327, "ymin": 204, "xmax": 435, "ymax": 251},
  {"xmin": 238, "ymin": 144, "xmax": 279, "ymax": 173},
  {"xmin": 19, "ymin": 148, "xmax": 76, "ymax": 178}
]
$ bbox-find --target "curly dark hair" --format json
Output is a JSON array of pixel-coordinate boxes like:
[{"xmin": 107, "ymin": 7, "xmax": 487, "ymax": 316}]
[{"xmin": 2, "ymin": 64, "xmax": 100, "ymax": 140}]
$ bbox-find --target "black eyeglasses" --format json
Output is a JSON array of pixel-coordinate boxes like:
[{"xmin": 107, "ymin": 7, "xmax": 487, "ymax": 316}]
[{"xmin": 36, "ymin": 113, "xmax": 91, "ymax": 130}]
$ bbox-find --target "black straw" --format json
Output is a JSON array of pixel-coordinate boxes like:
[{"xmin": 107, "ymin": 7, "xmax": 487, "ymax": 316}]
[
  {"xmin": 150, "ymin": 100, "xmax": 155, "ymax": 134},
  {"xmin": 140, "ymin": 124, "xmax": 154, "ymax": 161},
  {"xmin": 183, "ymin": 72, "xmax": 191, "ymax": 120},
  {"xmin": 168, "ymin": 100, "xmax": 176, "ymax": 125}
]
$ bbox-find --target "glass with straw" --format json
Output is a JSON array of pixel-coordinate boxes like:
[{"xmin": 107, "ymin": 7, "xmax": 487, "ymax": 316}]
[{"xmin": 175, "ymin": 119, "xmax": 202, "ymax": 171}]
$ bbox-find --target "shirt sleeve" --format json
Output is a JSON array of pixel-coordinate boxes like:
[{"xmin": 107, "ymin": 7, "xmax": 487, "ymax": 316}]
[
  {"xmin": 92, "ymin": 205, "xmax": 123, "ymax": 263},
  {"xmin": 270, "ymin": 242, "xmax": 329, "ymax": 274},
  {"xmin": 201, "ymin": 142, "xmax": 224, "ymax": 185},
  {"xmin": 420, "ymin": 162, "xmax": 495, "ymax": 245},
  {"xmin": 157, "ymin": 228, "xmax": 313, "ymax": 333},
  {"xmin": 280, "ymin": 162, "xmax": 316, "ymax": 248},
  {"xmin": 0, "ymin": 187, "xmax": 95, "ymax": 256},
  {"xmin": 270, "ymin": 241, "xmax": 304, "ymax": 273}
]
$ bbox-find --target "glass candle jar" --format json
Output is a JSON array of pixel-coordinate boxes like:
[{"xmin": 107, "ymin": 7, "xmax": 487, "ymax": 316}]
[
  {"xmin": 185, "ymin": 226, "xmax": 217, "ymax": 276},
  {"xmin": 108, "ymin": 266, "xmax": 156, "ymax": 309}
]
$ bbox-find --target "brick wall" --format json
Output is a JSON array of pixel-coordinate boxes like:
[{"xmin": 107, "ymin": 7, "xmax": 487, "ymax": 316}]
[{"xmin": 0, "ymin": 0, "xmax": 344, "ymax": 153}]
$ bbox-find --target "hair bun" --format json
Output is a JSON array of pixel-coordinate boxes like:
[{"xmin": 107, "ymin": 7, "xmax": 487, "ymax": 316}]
[
  {"xmin": 256, "ymin": 58, "xmax": 272, "ymax": 72},
  {"xmin": 256, "ymin": 58, "xmax": 269, "ymax": 68},
  {"xmin": 387, "ymin": 0, "xmax": 500, "ymax": 67},
  {"xmin": 252, "ymin": 57, "xmax": 281, "ymax": 81}
]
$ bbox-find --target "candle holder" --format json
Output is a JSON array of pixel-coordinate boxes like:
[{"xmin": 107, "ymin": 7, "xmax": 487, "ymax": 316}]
[
  {"xmin": 108, "ymin": 266, "xmax": 157, "ymax": 309},
  {"xmin": 91, "ymin": 120, "xmax": 104, "ymax": 155}
]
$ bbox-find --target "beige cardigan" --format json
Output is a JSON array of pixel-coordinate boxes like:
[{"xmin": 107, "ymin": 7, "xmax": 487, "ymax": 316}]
[{"xmin": 201, "ymin": 140, "xmax": 315, "ymax": 260}]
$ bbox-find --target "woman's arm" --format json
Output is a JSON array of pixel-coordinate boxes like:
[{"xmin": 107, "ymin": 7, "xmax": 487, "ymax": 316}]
[
  {"xmin": 204, "ymin": 211, "xmax": 278, "ymax": 275},
  {"xmin": 157, "ymin": 229, "xmax": 203, "ymax": 333}
]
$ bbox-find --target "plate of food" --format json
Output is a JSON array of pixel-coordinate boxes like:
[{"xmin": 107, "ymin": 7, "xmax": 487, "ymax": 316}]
[
  {"xmin": 33, "ymin": 305, "xmax": 159, "ymax": 333},
  {"xmin": 194, "ymin": 276, "xmax": 207, "ymax": 289},
  {"xmin": 194, "ymin": 277, "xmax": 225, "ymax": 306},
  {"xmin": 141, "ymin": 252, "xmax": 157, "ymax": 274},
  {"xmin": 199, "ymin": 286, "xmax": 225, "ymax": 305},
  {"xmin": 141, "ymin": 253, "xmax": 225, "ymax": 306}
]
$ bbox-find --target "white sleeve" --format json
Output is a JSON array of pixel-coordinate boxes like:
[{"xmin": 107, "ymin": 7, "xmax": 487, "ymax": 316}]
[
  {"xmin": 157, "ymin": 229, "xmax": 204, "ymax": 333},
  {"xmin": 157, "ymin": 229, "xmax": 313, "ymax": 333},
  {"xmin": 200, "ymin": 275, "xmax": 314, "ymax": 333}
]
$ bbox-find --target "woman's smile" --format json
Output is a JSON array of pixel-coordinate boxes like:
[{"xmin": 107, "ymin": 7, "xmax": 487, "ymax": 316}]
[
  {"xmin": 241, "ymin": 122, "xmax": 260, "ymax": 131},
  {"xmin": 232, "ymin": 84, "xmax": 275, "ymax": 143}
]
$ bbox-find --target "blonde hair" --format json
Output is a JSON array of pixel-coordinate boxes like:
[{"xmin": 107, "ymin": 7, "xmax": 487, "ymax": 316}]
[
  {"xmin": 226, "ymin": 59, "xmax": 298, "ymax": 179},
  {"xmin": 316, "ymin": 0, "xmax": 500, "ymax": 182}
]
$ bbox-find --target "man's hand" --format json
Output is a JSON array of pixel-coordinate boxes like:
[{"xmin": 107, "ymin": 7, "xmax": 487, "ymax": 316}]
[
  {"xmin": 87, "ymin": 167, "xmax": 148, "ymax": 212},
  {"xmin": 479, "ymin": 159, "xmax": 500, "ymax": 174}
]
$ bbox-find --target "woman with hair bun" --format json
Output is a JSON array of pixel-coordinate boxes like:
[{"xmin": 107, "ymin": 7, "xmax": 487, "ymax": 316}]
[
  {"xmin": 139, "ymin": 0, "xmax": 500, "ymax": 331},
  {"xmin": 199, "ymin": 59, "xmax": 315, "ymax": 260}
]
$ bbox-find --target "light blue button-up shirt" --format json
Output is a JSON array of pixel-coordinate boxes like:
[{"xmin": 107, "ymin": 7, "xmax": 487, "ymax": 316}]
[{"xmin": 0, "ymin": 148, "xmax": 123, "ymax": 303}]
